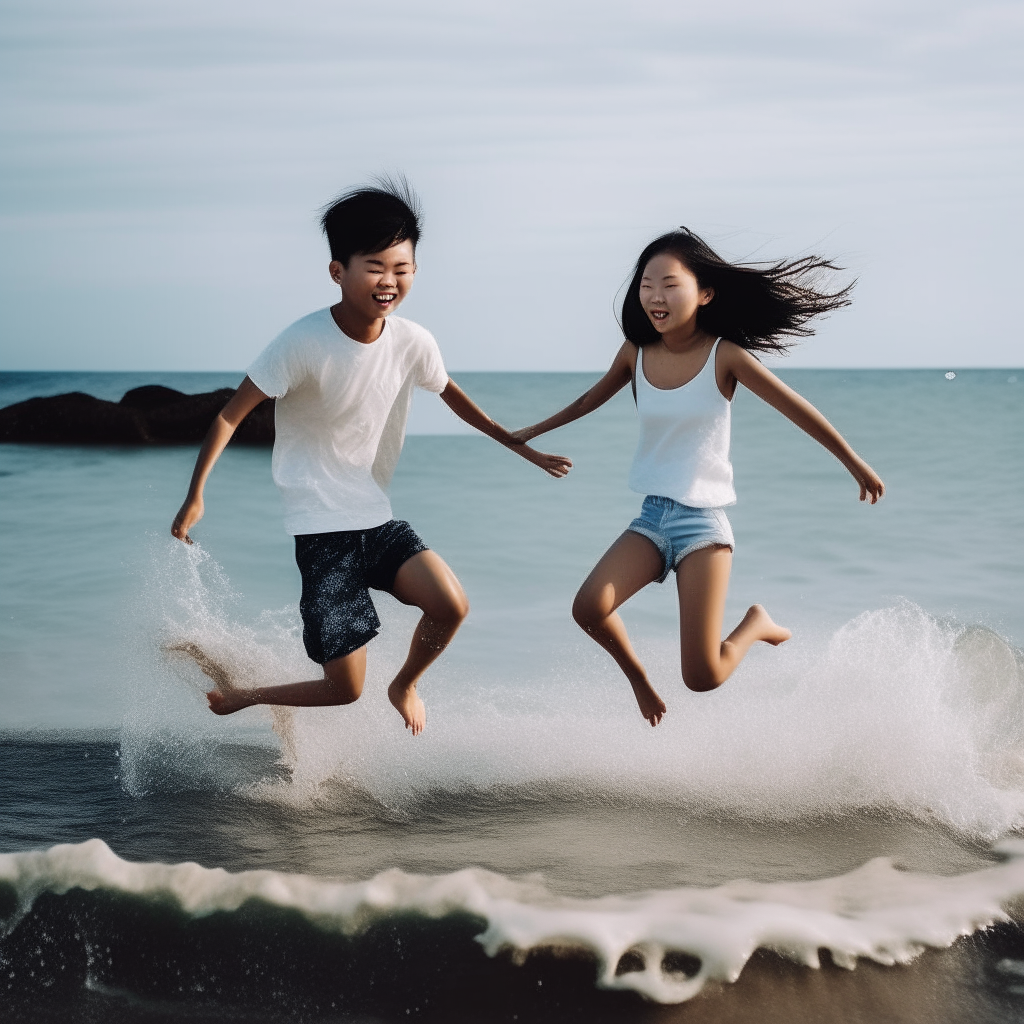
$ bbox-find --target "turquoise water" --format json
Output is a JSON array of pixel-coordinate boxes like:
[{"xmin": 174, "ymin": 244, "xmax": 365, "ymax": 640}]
[{"xmin": 2, "ymin": 369, "xmax": 1024, "ymax": 1021}]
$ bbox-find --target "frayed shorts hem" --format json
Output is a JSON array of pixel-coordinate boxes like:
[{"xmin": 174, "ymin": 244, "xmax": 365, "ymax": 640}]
[{"xmin": 626, "ymin": 496, "xmax": 735, "ymax": 584}]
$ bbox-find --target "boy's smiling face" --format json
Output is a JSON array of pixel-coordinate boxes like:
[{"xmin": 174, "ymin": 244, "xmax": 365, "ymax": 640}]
[{"xmin": 330, "ymin": 239, "xmax": 416, "ymax": 323}]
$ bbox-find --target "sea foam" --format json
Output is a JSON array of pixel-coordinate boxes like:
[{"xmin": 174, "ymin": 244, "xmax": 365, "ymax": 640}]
[{"xmin": 2, "ymin": 837, "xmax": 1023, "ymax": 1004}]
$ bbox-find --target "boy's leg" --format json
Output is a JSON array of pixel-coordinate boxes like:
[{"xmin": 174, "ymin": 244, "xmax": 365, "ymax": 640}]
[
  {"xmin": 167, "ymin": 641, "xmax": 368, "ymax": 715},
  {"xmin": 571, "ymin": 531, "xmax": 666, "ymax": 726},
  {"xmin": 675, "ymin": 546, "xmax": 791, "ymax": 693},
  {"xmin": 386, "ymin": 550, "xmax": 469, "ymax": 735}
]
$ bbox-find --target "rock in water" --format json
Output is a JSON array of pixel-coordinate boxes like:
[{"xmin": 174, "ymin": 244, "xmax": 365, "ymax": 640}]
[{"xmin": 0, "ymin": 387, "xmax": 275, "ymax": 445}]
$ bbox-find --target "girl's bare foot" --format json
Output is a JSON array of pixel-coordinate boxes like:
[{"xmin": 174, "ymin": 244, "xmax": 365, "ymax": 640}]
[
  {"xmin": 630, "ymin": 677, "xmax": 667, "ymax": 727},
  {"xmin": 164, "ymin": 641, "xmax": 256, "ymax": 715},
  {"xmin": 746, "ymin": 604, "xmax": 793, "ymax": 646},
  {"xmin": 388, "ymin": 680, "xmax": 426, "ymax": 736}
]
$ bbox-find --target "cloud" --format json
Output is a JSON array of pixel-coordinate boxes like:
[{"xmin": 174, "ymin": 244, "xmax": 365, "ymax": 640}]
[{"xmin": 0, "ymin": 0, "xmax": 1021, "ymax": 369}]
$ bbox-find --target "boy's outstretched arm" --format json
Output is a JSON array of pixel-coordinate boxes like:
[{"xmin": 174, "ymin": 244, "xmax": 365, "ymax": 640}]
[
  {"xmin": 439, "ymin": 379, "xmax": 572, "ymax": 478},
  {"xmin": 510, "ymin": 342, "xmax": 634, "ymax": 443},
  {"xmin": 171, "ymin": 376, "xmax": 270, "ymax": 543}
]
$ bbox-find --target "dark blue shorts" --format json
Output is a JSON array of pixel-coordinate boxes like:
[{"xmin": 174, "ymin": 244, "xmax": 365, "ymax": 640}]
[{"xmin": 294, "ymin": 520, "xmax": 428, "ymax": 664}]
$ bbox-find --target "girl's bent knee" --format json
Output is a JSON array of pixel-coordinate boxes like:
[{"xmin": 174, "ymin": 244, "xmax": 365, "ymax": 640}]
[
  {"xmin": 572, "ymin": 595, "xmax": 599, "ymax": 631},
  {"xmin": 681, "ymin": 667, "xmax": 724, "ymax": 693}
]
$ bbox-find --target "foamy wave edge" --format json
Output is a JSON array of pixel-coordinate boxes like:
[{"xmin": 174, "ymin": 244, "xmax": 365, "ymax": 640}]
[{"xmin": 3, "ymin": 838, "xmax": 1023, "ymax": 1004}]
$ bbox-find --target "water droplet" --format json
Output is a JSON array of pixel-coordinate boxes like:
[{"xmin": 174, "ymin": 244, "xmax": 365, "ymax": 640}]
[
  {"xmin": 1009, "ymin": 376, "xmax": 1018, "ymax": 384},
  {"xmin": 945, "ymin": 371, "xmax": 956, "ymax": 380}
]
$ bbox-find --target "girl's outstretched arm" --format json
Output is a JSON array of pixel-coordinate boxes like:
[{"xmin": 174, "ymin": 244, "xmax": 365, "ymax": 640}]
[
  {"xmin": 439, "ymin": 378, "xmax": 572, "ymax": 478},
  {"xmin": 511, "ymin": 342, "xmax": 635, "ymax": 443},
  {"xmin": 722, "ymin": 342, "xmax": 885, "ymax": 503}
]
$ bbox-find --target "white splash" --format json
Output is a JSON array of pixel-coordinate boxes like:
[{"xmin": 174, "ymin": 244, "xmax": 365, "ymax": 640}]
[{"xmin": 126, "ymin": 540, "xmax": 1024, "ymax": 837}]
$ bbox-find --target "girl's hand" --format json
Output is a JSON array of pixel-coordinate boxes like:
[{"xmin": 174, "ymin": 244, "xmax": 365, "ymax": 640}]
[
  {"xmin": 520, "ymin": 446, "xmax": 573, "ymax": 478},
  {"xmin": 172, "ymin": 494, "xmax": 204, "ymax": 544},
  {"xmin": 849, "ymin": 458, "xmax": 885, "ymax": 504}
]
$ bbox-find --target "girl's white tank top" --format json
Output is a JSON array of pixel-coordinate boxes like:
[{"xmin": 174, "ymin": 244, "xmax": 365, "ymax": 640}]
[{"xmin": 628, "ymin": 338, "xmax": 736, "ymax": 508}]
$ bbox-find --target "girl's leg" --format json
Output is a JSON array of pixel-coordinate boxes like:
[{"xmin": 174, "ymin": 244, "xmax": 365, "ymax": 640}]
[
  {"xmin": 675, "ymin": 546, "xmax": 791, "ymax": 692},
  {"xmin": 572, "ymin": 531, "xmax": 667, "ymax": 725},
  {"xmin": 386, "ymin": 550, "xmax": 470, "ymax": 735}
]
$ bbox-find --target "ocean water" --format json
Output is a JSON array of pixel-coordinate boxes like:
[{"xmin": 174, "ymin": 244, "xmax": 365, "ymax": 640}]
[{"xmin": 1, "ymin": 367, "xmax": 1023, "ymax": 1022}]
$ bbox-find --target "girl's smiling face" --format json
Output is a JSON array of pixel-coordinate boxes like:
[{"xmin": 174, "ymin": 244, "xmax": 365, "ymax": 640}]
[{"xmin": 639, "ymin": 253, "xmax": 714, "ymax": 336}]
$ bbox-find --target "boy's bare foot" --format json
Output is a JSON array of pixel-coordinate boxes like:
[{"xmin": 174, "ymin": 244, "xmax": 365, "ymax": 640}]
[
  {"xmin": 630, "ymin": 677, "xmax": 667, "ymax": 727},
  {"xmin": 746, "ymin": 604, "xmax": 792, "ymax": 646},
  {"xmin": 206, "ymin": 687, "xmax": 257, "ymax": 716},
  {"xmin": 163, "ymin": 640, "xmax": 255, "ymax": 716},
  {"xmin": 388, "ymin": 680, "xmax": 426, "ymax": 736}
]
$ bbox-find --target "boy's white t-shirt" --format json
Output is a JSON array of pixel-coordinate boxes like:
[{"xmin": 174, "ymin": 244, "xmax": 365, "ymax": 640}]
[{"xmin": 246, "ymin": 308, "xmax": 448, "ymax": 535}]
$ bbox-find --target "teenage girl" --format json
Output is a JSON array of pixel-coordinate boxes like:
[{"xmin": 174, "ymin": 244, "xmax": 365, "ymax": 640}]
[{"xmin": 512, "ymin": 228, "xmax": 885, "ymax": 726}]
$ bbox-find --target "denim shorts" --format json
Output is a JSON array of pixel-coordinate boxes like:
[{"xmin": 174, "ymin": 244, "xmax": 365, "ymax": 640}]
[
  {"xmin": 627, "ymin": 495, "xmax": 734, "ymax": 584},
  {"xmin": 294, "ymin": 520, "xmax": 428, "ymax": 664}
]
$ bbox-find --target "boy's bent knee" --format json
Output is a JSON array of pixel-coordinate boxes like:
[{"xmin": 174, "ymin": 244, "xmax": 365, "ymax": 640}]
[
  {"xmin": 323, "ymin": 661, "xmax": 365, "ymax": 704},
  {"xmin": 436, "ymin": 590, "xmax": 469, "ymax": 626},
  {"xmin": 452, "ymin": 591, "xmax": 470, "ymax": 622},
  {"xmin": 326, "ymin": 679, "xmax": 362, "ymax": 704}
]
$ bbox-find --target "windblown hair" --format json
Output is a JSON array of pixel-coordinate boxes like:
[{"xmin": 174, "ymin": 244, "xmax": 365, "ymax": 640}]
[
  {"xmin": 620, "ymin": 228, "xmax": 854, "ymax": 355},
  {"xmin": 319, "ymin": 175, "xmax": 422, "ymax": 266}
]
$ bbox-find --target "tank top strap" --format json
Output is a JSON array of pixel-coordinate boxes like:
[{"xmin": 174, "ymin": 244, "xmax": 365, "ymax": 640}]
[{"xmin": 703, "ymin": 337, "xmax": 722, "ymax": 377}]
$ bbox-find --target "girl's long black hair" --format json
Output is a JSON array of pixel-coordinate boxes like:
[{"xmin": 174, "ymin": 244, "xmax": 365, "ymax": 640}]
[{"xmin": 620, "ymin": 228, "xmax": 854, "ymax": 355}]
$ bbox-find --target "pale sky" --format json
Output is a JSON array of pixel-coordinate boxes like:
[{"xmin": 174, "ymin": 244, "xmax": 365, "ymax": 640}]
[{"xmin": 1, "ymin": 0, "xmax": 1021, "ymax": 371}]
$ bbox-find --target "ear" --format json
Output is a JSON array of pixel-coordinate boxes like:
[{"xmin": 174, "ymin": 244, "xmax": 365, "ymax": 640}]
[
  {"xmin": 328, "ymin": 260, "xmax": 345, "ymax": 285},
  {"xmin": 699, "ymin": 286, "xmax": 715, "ymax": 306}
]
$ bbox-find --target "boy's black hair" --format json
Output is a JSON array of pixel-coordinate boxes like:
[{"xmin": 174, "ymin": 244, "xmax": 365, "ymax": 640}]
[
  {"xmin": 620, "ymin": 227, "xmax": 854, "ymax": 355},
  {"xmin": 319, "ymin": 176, "xmax": 421, "ymax": 266}
]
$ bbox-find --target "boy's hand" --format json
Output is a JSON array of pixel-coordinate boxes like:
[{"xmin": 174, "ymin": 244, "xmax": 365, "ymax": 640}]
[
  {"xmin": 519, "ymin": 446, "xmax": 572, "ymax": 478},
  {"xmin": 172, "ymin": 495, "xmax": 204, "ymax": 544},
  {"xmin": 438, "ymin": 381, "xmax": 570, "ymax": 476}
]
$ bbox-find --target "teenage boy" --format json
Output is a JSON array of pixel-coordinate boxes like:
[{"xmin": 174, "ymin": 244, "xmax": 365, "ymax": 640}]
[{"xmin": 171, "ymin": 182, "xmax": 570, "ymax": 735}]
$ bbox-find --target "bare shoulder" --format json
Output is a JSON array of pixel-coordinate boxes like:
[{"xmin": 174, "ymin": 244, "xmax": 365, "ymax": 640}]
[
  {"xmin": 715, "ymin": 340, "xmax": 790, "ymax": 400},
  {"xmin": 580, "ymin": 340, "xmax": 635, "ymax": 402},
  {"xmin": 616, "ymin": 339, "xmax": 640, "ymax": 375},
  {"xmin": 717, "ymin": 339, "xmax": 758, "ymax": 369},
  {"xmin": 711, "ymin": 339, "xmax": 748, "ymax": 398},
  {"xmin": 718, "ymin": 340, "xmax": 780, "ymax": 382}
]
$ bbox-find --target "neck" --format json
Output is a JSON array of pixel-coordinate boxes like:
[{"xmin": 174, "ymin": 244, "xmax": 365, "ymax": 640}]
[
  {"xmin": 659, "ymin": 320, "xmax": 711, "ymax": 353},
  {"xmin": 330, "ymin": 301, "xmax": 385, "ymax": 345}
]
